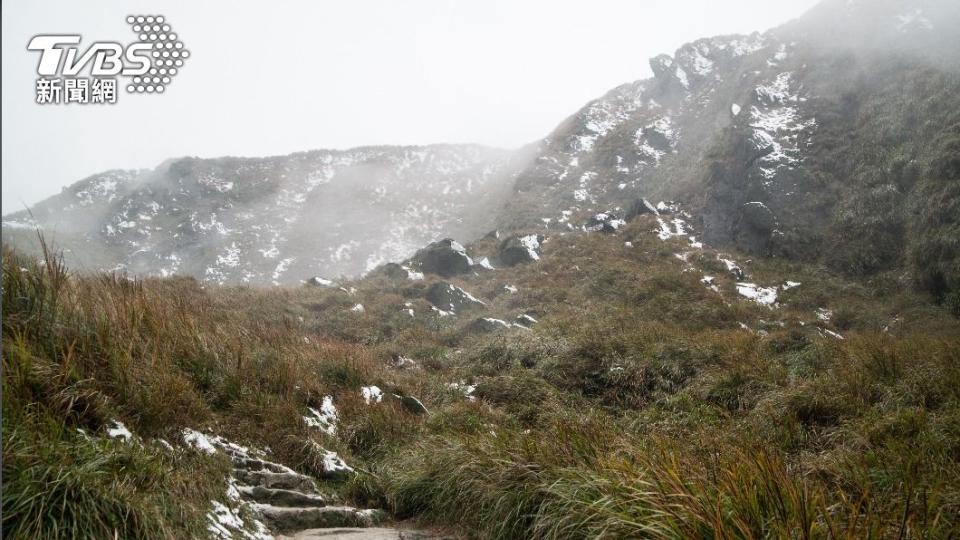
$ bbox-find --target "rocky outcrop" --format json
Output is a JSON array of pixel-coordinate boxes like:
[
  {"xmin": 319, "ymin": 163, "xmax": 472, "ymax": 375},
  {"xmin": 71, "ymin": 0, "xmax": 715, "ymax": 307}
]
[
  {"xmin": 625, "ymin": 198, "xmax": 659, "ymax": 221},
  {"xmin": 584, "ymin": 212, "xmax": 626, "ymax": 233},
  {"xmin": 465, "ymin": 317, "xmax": 514, "ymax": 334},
  {"xmin": 424, "ymin": 283, "xmax": 486, "ymax": 313},
  {"xmin": 411, "ymin": 239, "xmax": 473, "ymax": 277},
  {"xmin": 498, "ymin": 235, "xmax": 543, "ymax": 266}
]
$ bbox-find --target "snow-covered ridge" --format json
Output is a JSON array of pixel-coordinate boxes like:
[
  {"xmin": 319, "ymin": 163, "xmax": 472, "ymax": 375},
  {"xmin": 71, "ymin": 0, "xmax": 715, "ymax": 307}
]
[{"xmin": 5, "ymin": 145, "xmax": 518, "ymax": 285}]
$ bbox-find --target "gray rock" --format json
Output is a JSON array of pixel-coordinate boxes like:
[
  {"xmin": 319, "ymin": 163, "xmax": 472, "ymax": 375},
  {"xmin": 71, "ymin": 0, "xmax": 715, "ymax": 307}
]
[
  {"xmin": 238, "ymin": 486, "xmax": 332, "ymax": 508},
  {"xmin": 307, "ymin": 277, "xmax": 337, "ymax": 288},
  {"xmin": 740, "ymin": 202, "xmax": 778, "ymax": 232},
  {"xmin": 255, "ymin": 505, "xmax": 384, "ymax": 533},
  {"xmin": 234, "ymin": 469, "xmax": 319, "ymax": 493},
  {"xmin": 278, "ymin": 528, "xmax": 449, "ymax": 540},
  {"xmin": 424, "ymin": 283, "xmax": 485, "ymax": 313},
  {"xmin": 625, "ymin": 198, "xmax": 659, "ymax": 221},
  {"xmin": 396, "ymin": 395, "xmax": 429, "ymax": 415},
  {"xmin": 465, "ymin": 317, "xmax": 513, "ymax": 334},
  {"xmin": 515, "ymin": 314, "xmax": 538, "ymax": 326},
  {"xmin": 584, "ymin": 212, "xmax": 624, "ymax": 233},
  {"xmin": 498, "ymin": 234, "xmax": 543, "ymax": 266},
  {"xmin": 411, "ymin": 239, "xmax": 473, "ymax": 277},
  {"xmin": 233, "ymin": 457, "xmax": 296, "ymax": 474},
  {"xmin": 649, "ymin": 54, "xmax": 675, "ymax": 79}
]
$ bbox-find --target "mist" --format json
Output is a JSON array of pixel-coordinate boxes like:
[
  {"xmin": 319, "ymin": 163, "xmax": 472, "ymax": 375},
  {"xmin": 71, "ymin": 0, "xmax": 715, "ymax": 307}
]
[{"xmin": 1, "ymin": 0, "xmax": 822, "ymax": 214}]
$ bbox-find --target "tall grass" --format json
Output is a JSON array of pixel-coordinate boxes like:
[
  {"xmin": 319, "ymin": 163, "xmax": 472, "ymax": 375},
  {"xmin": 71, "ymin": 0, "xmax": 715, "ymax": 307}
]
[{"xmin": 3, "ymin": 222, "xmax": 959, "ymax": 538}]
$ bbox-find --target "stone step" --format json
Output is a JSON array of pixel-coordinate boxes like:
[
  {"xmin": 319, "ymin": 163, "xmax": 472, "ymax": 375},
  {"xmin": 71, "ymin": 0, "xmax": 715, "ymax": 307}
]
[
  {"xmin": 234, "ymin": 456, "xmax": 297, "ymax": 474},
  {"xmin": 238, "ymin": 485, "xmax": 333, "ymax": 507},
  {"xmin": 277, "ymin": 528, "xmax": 447, "ymax": 539},
  {"xmin": 234, "ymin": 469, "xmax": 318, "ymax": 493},
  {"xmin": 254, "ymin": 505, "xmax": 385, "ymax": 533}
]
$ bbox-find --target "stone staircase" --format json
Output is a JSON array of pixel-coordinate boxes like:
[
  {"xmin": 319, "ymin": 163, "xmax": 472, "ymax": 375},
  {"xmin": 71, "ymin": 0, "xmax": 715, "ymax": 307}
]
[{"xmin": 220, "ymin": 442, "xmax": 385, "ymax": 535}]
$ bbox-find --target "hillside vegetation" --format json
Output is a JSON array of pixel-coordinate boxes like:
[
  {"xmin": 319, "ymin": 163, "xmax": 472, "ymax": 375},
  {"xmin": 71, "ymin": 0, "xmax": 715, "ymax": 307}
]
[{"xmin": 4, "ymin": 215, "xmax": 959, "ymax": 538}]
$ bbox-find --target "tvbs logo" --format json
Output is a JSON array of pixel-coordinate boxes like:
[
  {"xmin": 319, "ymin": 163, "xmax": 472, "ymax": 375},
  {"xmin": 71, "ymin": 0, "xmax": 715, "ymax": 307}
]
[{"xmin": 28, "ymin": 15, "xmax": 189, "ymax": 105}]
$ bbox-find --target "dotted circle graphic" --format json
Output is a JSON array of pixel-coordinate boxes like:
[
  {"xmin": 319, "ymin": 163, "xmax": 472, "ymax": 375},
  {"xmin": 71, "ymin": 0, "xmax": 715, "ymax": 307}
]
[{"xmin": 125, "ymin": 15, "xmax": 189, "ymax": 94}]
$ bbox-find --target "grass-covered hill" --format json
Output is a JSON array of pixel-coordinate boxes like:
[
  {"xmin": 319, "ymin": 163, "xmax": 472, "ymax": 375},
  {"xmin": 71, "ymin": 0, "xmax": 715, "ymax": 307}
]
[{"xmin": 4, "ymin": 207, "xmax": 959, "ymax": 538}]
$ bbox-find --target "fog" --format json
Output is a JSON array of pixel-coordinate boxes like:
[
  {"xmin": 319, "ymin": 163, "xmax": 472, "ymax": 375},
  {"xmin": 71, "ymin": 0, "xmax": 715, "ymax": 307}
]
[{"xmin": 1, "ymin": 0, "xmax": 821, "ymax": 214}]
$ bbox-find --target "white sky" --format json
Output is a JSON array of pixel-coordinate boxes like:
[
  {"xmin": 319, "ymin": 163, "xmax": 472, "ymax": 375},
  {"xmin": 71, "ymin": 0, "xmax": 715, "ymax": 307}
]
[{"xmin": 1, "ymin": 0, "xmax": 820, "ymax": 214}]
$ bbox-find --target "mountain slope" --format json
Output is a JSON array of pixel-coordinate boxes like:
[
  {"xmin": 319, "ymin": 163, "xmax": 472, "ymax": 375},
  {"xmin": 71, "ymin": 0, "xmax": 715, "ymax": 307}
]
[
  {"xmin": 3, "ymin": 145, "xmax": 525, "ymax": 284},
  {"xmin": 3, "ymin": 0, "xmax": 959, "ymax": 304},
  {"xmin": 497, "ymin": 0, "xmax": 960, "ymax": 306}
]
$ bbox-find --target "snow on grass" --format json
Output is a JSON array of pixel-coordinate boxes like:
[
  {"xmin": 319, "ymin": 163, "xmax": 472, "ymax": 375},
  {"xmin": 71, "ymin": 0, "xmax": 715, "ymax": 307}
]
[
  {"xmin": 736, "ymin": 283, "xmax": 779, "ymax": 306},
  {"xmin": 478, "ymin": 257, "xmax": 495, "ymax": 270},
  {"xmin": 819, "ymin": 328, "xmax": 845, "ymax": 340},
  {"xmin": 701, "ymin": 276, "xmax": 720, "ymax": 293},
  {"xmin": 504, "ymin": 285, "xmax": 518, "ymax": 293},
  {"xmin": 351, "ymin": 303, "xmax": 365, "ymax": 313},
  {"xmin": 448, "ymin": 381, "xmax": 477, "ymax": 402},
  {"xmin": 182, "ymin": 429, "xmax": 218, "ymax": 454},
  {"xmin": 304, "ymin": 396, "xmax": 338, "ymax": 436},
  {"xmin": 816, "ymin": 308, "xmax": 833, "ymax": 322},
  {"xmin": 517, "ymin": 314, "xmax": 538, "ymax": 325},
  {"xmin": 432, "ymin": 306, "xmax": 454, "ymax": 317},
  {"xmin": 360, "ymin": 386, "xmax": 383, "ymax": 404},
  {"xmin": 107, "ymin": 421, "xmax": 133, "ymax": 442},
  {"xmin": 656, "ymin": 217, "xmax": 690, "ymax": 241},
  {"xmin": 483, "ymin": 318, "xmax": 513, "ymax": 329},
  {"xmin": 400, "ymin": 265, "xmax": 424, "ymax": 280}
]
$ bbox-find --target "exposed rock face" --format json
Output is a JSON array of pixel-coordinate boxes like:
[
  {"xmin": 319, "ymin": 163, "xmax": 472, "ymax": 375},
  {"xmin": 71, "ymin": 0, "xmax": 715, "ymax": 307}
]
[
  {"xmin": 3, "ymin": 145, "xmax": 521, "ymax": 284},
  {"xmin": 411, "ymin": 239, "xmax": 473, "ymax": 277},
  {"xmin": 498, "ymin": 234, "xmax": 543, "ymax": 266},
  {"xmin": 491, "ymin": 0, "xmax": 960, "ymax": 300},
  {"xmin": 625, "ymin": 198, "xmax": 659, "ymax": 221},
  {"xmin": 424, "ymin": 283, "xmax": 486, "ymax": 313},
  {"xmin": 4, "ymin": 0, "xmax": 960, "ymax": 301}
]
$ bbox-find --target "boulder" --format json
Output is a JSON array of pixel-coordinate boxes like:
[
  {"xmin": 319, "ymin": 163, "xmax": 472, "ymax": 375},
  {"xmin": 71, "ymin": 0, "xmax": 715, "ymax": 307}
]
[
  {"xmin": 465, "ymin": 317, "xmax": 513, "ymax": 334},
  {"xmin": 498, "ymin": 234, "xmax": 543, "ymax": 266},
  {"xmin": 411, "ymin": 239, "xmax": 473, "ymax": 277},
  {"xmin": 306, "ymin": 277, "xmax": 336, "ymax": 288},
  {"xmin": 740, "ymin": 202, "xmax": 778, "ymax": 232},
  {"xmin": 584, "ymin": 212, "xmax": 626, "ymax": 233},
  {"xmin": 424, "ymin": 282, "xmax": 486, "ymax": 313},
  {"xmin": 396, "ymin": 395, "xmax": 429, "ymax": 415},
  {"xmin": 625, "ymin": 198, "xmax": 659, "ymax": 221}
]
